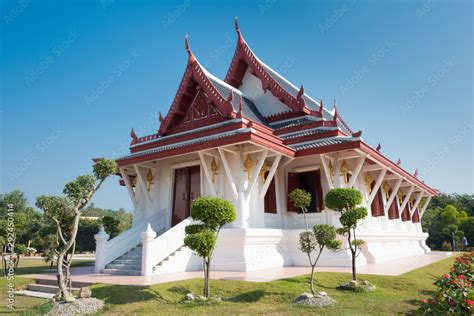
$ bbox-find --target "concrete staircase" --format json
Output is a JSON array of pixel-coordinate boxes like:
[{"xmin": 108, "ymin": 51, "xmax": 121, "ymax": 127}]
[
  {"xmin": 17, "ymin": 278, "xmax": 94, "ymax": 299},
  {"xmin": 101, "ymin": 244, "xmax": 142, "ymax": 275},
  {"xmin": 152, "ymin": 245, "xmax": 184, "ymax": 274}
]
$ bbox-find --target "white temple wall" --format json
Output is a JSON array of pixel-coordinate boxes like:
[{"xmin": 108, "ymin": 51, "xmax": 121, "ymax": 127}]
[
  {"xmin": 129, "ymin": 150, "xmax": 426, "ymax": 239},
  {"xmin": 108, "ymin": 149, "xmax": 432, "ymax": 276}
]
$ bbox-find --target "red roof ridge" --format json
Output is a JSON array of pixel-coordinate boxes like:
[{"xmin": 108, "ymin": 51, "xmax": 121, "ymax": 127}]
[{"xmin": 158, "ymin": 35, "xmax": 237, "ymax": 136}]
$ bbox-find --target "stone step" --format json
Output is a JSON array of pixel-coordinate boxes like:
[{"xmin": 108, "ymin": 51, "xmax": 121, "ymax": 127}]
[
  {"xmin": 101, "ymin": 268, "xmax": 141, "ymax": 276},
  {"xmin": 118, "ymin": 255, "xmax": 142, "ymax": 260},
  {"xmin": 36, "ymin": 278, "xmax": 94, "ymax": 288},
  {"xmin": 27, "ymin": 283, "xmax": 80, "ymax": 294},
  {"xmin": 105, "ymin": 263, "xmax": 141, "ymax": 270},
  {"xmin": 125, "ymin": 250, "xmax": 142, "ymax": 256},
  {"xmin": 16, "ymin": 290, "xmax": 55, "ymax": 299},
  {"xmin": 111, "ymin": 259, "xmax": 141, "ymax": 265}
]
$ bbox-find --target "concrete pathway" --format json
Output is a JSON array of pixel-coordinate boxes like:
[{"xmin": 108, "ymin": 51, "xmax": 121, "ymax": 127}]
[{"xmin": 23, "ymin": 251, "xmax": 455, "ymax": 287}]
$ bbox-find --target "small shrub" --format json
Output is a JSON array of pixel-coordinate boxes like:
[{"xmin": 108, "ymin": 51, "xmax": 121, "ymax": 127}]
[{"xmin": 441, "ymin": 241, "xmax": 453, "ymax": 251}]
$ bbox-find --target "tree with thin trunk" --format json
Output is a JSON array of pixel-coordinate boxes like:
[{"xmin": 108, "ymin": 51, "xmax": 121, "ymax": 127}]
[
  {"xmin": 289, "ymin": 188, "xmax": 341, "ymax": 294},
  {"xmin": 289, "ymin": 188, "xmax": 312, "ymax": 230},
  {"xmin": 299, "ymin": 225, "xmax": 341, "ymax": 294},
  {"xmin": 36, "ymin": 159, "xmax": 117, "ymax": 302},
  {"xmin": 184, "ymin": 196, "xmax": 236, "ymax": 298},
  {"xmin": 325, "ymin": 188, "xmax": 367, "ymax": 281}
]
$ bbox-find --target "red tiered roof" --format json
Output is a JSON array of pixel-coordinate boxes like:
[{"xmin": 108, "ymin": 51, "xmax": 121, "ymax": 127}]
[{"xmin": 116, "ymin": 20, "xmax": 437, "ymax": 196}]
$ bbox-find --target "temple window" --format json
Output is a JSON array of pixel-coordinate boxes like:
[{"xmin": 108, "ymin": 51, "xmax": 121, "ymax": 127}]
[{"xmin": 287, "ymin": 170, "xmax": 324, "ymax": 213}]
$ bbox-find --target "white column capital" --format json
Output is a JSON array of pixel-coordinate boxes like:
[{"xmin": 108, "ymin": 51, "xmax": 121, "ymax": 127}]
[{"xmin": 141, "ymin": 223, "xmax": 157, "ymax": 241}]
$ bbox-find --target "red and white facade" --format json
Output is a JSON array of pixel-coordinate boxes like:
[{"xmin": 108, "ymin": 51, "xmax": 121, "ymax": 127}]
[{"xmin": 94, "ymin": 20, "xmax": 438, "ymax": 276}]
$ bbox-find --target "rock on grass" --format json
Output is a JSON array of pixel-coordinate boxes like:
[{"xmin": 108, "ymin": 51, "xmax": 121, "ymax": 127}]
[
  {"xmin": 294, "ymin": 292, "xmax": 336, "ymax": 307},
  {"xmin": 47, "ymin": 298, "xmax": 104, "ymax": 315},
  {"xmin": 339, "ymin": 280, "xmax": 376, "ymax": 293}
]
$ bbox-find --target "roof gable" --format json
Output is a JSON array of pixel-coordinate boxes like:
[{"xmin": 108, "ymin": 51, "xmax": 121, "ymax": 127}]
[
  {"xmin": 158, "ymin": 36, "xmax": 237, "ymax": 136},
  {"xmin": 224, "ymin": 18, "xmax": 322, "ymax": 119}
]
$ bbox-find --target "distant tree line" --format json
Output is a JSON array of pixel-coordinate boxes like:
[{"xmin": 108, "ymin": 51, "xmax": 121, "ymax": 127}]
[
  {"xmin": 0, "ymin": 190, "xmax": 132, "ymax": 257},
  {"xmin": 422, "ymin": 193, "xmax": 474, "ymax": 251}
]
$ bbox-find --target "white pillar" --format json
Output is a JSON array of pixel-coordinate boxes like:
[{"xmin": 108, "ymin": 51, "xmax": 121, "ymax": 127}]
[
  {"xmin": 235, "ymin": 191, "xmax": 249, "ymax": 228},
  {"xmin": 141, "ymin": 223, "xmax": 157, "ymax": 276},
  {"xmin": 94, "ymin": 227, "xmax": 109, "ymax": 273}
]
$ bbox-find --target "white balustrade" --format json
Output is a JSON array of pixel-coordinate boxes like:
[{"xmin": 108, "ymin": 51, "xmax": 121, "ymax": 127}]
[
  {"xmin": 140, "ymin": 217, "xmax": 192, "ymax": 276},
  {"xmin": 94, "ymin": 211, "xmax": 164, "ymax": 272}
]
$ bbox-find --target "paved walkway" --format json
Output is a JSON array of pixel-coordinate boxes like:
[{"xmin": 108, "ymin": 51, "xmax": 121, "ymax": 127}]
[{"xmin": 24, "ymin": 251, "xmax": 455, "ymax": 286}]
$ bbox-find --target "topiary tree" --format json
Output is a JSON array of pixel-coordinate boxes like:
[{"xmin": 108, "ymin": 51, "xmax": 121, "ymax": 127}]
[
  {"xmin": 184, "ymin": 196, "xmax": 236, "ymax": 298},
  {"xmin": 325, "ymin": 188, "xmax": 368, "ymax": 281},
  {"xmin": 36, "ymin": 159, "xmax": 117, "ymax": 302},
  {"xmin": 101, "ymin": 215, "xmax": 121, "ymax": 239},
  {"xmin": 289, "ymin": 188, "xmax": 312, "ymax": 230},
  {"xmin": 300, "ymin": 225, "xmax": 341, "ymax": 294}
]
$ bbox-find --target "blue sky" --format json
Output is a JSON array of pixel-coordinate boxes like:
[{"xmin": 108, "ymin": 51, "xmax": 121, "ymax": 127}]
[{"xmin": 1, "ymin": 0, "xmax": 472, "ymax": 211}]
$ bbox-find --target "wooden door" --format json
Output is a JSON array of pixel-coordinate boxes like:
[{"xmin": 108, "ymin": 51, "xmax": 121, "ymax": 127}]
[
  {"xmin": 189, "ymin": 165, "xmax": 201, "ymax": 204},
  {"xmin": 172, "ymin": 166, "xmax": 201, "ymax": 227},
  {"xmin": 172, "ymin": 168, "xmax": 189, "ymax": 227}
]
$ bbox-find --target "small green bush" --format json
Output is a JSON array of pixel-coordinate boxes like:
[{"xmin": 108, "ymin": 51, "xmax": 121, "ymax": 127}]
[
  {"xmin": 325, "ymin": 188, "xmax": 362, "ymax": 211},
  {"xmin": 441, "ymin": 241, "xmax": 453, "ymax": 251},
  {"xmin": 190, "ymin": 197, "xmax": 236, "ymax": 230}
]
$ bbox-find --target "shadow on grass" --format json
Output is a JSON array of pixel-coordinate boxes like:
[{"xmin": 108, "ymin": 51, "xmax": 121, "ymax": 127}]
[
  {"xmin": 18, "ymin": 301, "xmax": 53, "ymax": 315},
  {"xmin": 227, "ymin": 290, "xmax": 265, "ymax": 303},
  {"xmin": 92, "ymin": 285, "xmax": 162, "ymax": 305},
  {"xmin": 405, "ymin": 290, "xmax": 436, "ymax": 308},
  {"xmin": 168, "ymin": 286, "xmax": 191, "ymax": 296}
]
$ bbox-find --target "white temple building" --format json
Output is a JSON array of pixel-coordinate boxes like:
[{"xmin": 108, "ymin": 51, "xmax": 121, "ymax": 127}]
[{"xmin": 94, "ymin": 20, "xmax": 438, "ymax": 276}]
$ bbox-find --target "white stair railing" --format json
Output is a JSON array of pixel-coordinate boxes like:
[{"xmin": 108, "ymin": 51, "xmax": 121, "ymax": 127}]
[
  {"xmin": 95, "ymin": 211, "xmax": 164, "ymax": 272},
  {"xmin": 141, "ymin": 217, "xmax": 192, "ymax": 276}
]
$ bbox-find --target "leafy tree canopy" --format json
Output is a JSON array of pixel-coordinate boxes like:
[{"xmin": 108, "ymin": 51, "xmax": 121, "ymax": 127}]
[
  {"xmin": 289, "ymin": 188, "xmax": 311, "ymax": 211},
  {"xmin": 325, "ymin": 188, "xmax": 362, "ymax": 212},
  {"xmin": 190, "ymin": 197, "xmax": 236, "ymax": 231}
]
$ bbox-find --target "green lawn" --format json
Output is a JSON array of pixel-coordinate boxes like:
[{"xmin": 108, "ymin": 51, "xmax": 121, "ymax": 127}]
[
  {"xmin": 1, "ymin": 256, "xmax": 456, "ymax": 315},
  {"xmin": 0, "ymin": 258, "xmax": 93, "ymax": 315}
]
